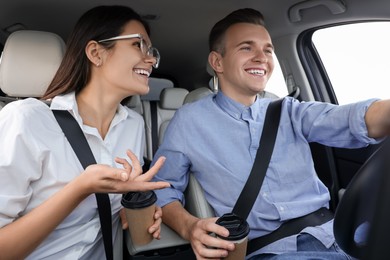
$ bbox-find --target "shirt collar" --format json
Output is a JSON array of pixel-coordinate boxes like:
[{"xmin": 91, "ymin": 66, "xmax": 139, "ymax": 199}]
[
  {"xmin": 214, "ymin": 91, "xmax": 260, "ymax": 121},
  {"xmin": 50, "ymin": 92, "xmax": 129, "ymax": 127}
]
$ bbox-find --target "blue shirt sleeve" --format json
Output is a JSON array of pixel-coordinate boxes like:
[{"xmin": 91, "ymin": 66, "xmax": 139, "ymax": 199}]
[
  {"xmin": 286, "ymin": 97, "xmax": 381, "ymax": 147},
  {"xmin": 151, "ymin": 109, "xmax": 191, "ymax": 208}
]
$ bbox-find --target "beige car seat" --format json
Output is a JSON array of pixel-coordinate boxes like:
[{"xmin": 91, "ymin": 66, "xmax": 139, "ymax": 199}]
[{"xmin": 0, "ymin": 30, "xmax": 65, "ymax": 105}]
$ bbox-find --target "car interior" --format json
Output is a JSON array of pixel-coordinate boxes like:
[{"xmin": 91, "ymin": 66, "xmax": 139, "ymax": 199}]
[{"xmin": 1, "ymin": 0, "xmax": 389, "ymax": 259}]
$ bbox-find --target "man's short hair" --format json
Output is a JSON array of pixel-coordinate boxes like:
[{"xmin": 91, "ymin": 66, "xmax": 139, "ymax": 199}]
[{"xmin": 209, "ymin": 8, "xmax": 266, "ymax": 55}]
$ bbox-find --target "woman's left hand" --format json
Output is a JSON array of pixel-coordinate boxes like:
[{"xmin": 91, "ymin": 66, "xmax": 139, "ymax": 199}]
[
  {"xmin": 148, "ymin": 205, "xmax": 163, "ymax": 240},
  {"xmin": 120, "ymin": 208, "xmax": 129, "ymax": 230},
  {"xmin": 119, "ymin": 206, "xmax": 163, "ymax": 240}
]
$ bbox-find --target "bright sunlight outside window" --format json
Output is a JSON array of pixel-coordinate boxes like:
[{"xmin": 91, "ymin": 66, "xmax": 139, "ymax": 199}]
[
  {"xmin": 266, "ymin": 54, "xmax": 288, "ymax": 98},
  {"xmin": 313, "ymin": 22, "xmax": 390, "ymax": 105}
]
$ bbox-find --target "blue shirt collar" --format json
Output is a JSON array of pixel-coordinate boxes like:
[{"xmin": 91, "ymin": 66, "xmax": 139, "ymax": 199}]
[{"xmin": 214, "ymin": 91, "xmax": 260, "ymax": 121}]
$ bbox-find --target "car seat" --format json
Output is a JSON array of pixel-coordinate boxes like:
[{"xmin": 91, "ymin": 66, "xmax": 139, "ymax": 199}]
[
  {"xmin": 125, "ymin": 87, "xmax": 213, "ymax": 258},
  {"xmin": 142, "ymin": 82, "xmax": 188, "ymax": 161},
  {"xmin": 157, "ymin": 87, "xmax": 189, "ymax": 146},
  {"xmin": 0, "ymin": 30, "xmax": 65, "ymax": 100},
  {"xmin": 125, "ymin": 84, "xmax": 192, "ymax": 258},
  {"xmin": 141, "ymin": 77, "xmax": 174, "ymax": 160}
]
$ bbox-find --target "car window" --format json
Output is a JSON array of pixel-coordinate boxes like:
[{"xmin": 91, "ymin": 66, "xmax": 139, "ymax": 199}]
[
  {"xmin": 312, "ymin": 22, "xmax": 390, "ymax": 105},
  {"xmin": 266, "ymin": 54, "xmax": 289, "ymax": 97}
]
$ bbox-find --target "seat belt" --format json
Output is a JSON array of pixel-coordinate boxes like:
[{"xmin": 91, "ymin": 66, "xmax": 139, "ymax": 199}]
[
  {"xmin": 53, "ymin": 110, "xmax": 113, "ymax": 260},
  {"xmin": 232, "ymin": 98, "xmax": 283, "ymax": 219},
  {"xmin": 150, "ymin": 101, "xmax": 159, "ymax": 156},
  {"xmin": 231, "ymin": 98, "xmax": 283, "ymax": 255},
  {"xmin": 230, "ymin": 99, "xmax": 333, "ymax": 255}
]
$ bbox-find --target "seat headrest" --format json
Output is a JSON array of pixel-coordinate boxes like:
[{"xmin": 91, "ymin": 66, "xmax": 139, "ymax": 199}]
[
  {"xmin": 141, "ymin": 77, "xmax": 174, "ymax": 101},
  {"xmin": 126, "ymin": 95, "xmax": 142, "ymax": 108},
  {"xmin": 0, "ymin": 30, "xmax": 65, "ymax": 97},
  {"xmin": 160, "ymin": 88, "xmax": 189, "ymax": 110},
  {"xmin": 183, "ymin": 87, "xmax": 213, "ymax": 104},
  {"xmin": 124, "ymin": 95, "xmax": 143, "ymax": 114}
]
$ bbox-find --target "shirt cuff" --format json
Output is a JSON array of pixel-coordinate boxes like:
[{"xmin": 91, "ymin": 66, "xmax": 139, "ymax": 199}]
[
  {"xmin": 155, "ymin": 187, "xmax": 185, "ymax": 208},
  {"xmin": 350, "ymin": 98, "xmax": 383, "ymax": 144}
]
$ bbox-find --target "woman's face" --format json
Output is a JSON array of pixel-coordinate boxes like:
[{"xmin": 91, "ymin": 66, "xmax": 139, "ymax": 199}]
[{"xmin": 96, "ymin": 20, "xmax": 156, "ymax": 98}]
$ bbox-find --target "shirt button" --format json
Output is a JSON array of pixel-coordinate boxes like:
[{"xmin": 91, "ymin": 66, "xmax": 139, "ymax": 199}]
[{"xmin": 280, "ymin": 206, "xmax": 285, "ymax": 211}]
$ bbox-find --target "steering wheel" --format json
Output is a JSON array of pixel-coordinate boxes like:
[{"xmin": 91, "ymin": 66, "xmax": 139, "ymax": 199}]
[{"xmin": 333, "ymin": 137, "xmax": 390, "ymax": 259}]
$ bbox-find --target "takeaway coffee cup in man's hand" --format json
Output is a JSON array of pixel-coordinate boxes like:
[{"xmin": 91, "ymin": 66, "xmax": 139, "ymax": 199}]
[
  {"xmin": 121, "ymin": 191, "xmax": 157, "ymax": 245},
  {"xmin": 216, "ymin": 213, "xmax": 250, "ymax": 260}
]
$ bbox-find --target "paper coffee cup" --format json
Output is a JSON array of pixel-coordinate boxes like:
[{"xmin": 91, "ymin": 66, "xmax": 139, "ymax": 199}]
[
  {"xmin": 216, "ymin": 213, "xmax": 250, "ymax": 260},
  {"xmin": 121, "ymin": 191, "xmax": 157, "ymax": 246}
]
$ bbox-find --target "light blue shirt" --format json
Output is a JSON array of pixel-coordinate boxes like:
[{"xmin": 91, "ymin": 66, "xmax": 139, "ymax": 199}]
[{"xmin": 152, "ymin": 91, "xmax": 379, "ymax": 256}]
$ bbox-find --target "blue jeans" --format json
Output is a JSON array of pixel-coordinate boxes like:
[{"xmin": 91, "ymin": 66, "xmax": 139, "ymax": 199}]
[{"xmin": 248, "ymin": 233, "xmax": 355, "ymax": 260}]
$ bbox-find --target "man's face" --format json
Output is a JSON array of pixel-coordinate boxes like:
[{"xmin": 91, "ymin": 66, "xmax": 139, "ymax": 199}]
[{"xmin": 213, "ymin": 23, "xmax": 275, "ymax": 105}]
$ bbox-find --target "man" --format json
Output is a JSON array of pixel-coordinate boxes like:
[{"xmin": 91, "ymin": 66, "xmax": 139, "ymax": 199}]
[{"xmin": 151, "ymin": 8, "xmax": 390, "ymax": 260}]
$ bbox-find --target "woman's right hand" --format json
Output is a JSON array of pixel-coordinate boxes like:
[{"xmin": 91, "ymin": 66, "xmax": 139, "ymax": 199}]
[{"xmin": 78, "ymin": 150, "xmax": 170, "ymax": 195}]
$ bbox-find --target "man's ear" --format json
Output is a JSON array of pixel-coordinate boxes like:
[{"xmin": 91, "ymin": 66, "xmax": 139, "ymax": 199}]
[
  {"xmin": 85, "ymin": 40, "xmax": 103, "ymax": 67},
  {"xmin": 208, "ymin": 51, "xmax": 223, "ymax": 74}
]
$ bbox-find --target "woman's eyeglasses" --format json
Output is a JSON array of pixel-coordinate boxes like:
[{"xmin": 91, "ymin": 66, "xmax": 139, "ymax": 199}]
[{"xmin": 98, "ymin": 33, "xmax": 160, "ymax": 68}]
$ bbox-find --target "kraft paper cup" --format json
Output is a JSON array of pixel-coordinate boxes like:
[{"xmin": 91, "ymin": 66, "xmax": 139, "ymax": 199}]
[
  {"xmin": 121, "ymin": 191, "xmax": 157, "ymax": 246},
  {"xmin": 216, "ymin": 213, "xmax": 250, "ymax": 260}
]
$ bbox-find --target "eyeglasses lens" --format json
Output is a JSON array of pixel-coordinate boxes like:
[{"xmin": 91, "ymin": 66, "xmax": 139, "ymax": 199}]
[{"xmin": 140, "ymin": 39, "xmax": 160, "ymax": 68}]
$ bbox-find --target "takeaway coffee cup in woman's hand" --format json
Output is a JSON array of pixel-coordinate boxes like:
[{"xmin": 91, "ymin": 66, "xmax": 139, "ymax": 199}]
[
  {"xmin": 121, "ymin": 191, "xmax": 157, "ymax": 245},
  {"xmin": 216, "ymin": 213, "xmax": 250, "ymax": 260}
]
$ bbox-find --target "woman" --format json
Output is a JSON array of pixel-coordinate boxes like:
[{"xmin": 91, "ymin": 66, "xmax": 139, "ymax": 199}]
[{"xmin": 0, "ymin": 5, "xmax": 169, "ymax": 259}]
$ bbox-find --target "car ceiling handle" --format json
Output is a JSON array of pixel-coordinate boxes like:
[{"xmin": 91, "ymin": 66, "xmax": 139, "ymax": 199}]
[{"xmin": 288, "ymin": 0, "xmax": 346, "ymax": 23}]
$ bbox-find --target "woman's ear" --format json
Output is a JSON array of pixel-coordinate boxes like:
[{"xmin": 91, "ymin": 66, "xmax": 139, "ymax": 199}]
[
  {"xmin": 208, "ymin": 51, "xmax": 223, "ymax": 74},
  {"xmin": 85, "ymin": 40, "xmax": 102, "ymax": 67}
]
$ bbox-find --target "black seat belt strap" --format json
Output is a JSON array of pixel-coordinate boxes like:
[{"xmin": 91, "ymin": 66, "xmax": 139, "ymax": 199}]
[
  {"xmin": 247, "ymin": 207, "xmax": 333, "ymax": 254},
  {"xmin": 232, "ymin": 98, "xmax": 283, "ymax": 219},
  {"xmin": 53, "ymin": 110, "xmax": 113, "ymax": 260},
  {"xmin": 150, "ymin": 101, "xmax": 159, "ymax": 156}
]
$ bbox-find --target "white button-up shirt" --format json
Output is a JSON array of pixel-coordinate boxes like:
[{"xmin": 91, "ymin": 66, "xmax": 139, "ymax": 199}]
[{"xmin": 0, "ymin": 92, "xmax": 145, "ymax": 259}]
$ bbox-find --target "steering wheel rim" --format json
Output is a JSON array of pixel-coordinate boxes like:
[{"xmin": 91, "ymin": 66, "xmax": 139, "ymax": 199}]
[{"xmin": 334, "ymin": 137, "xmax": 390, "ymax": 259}]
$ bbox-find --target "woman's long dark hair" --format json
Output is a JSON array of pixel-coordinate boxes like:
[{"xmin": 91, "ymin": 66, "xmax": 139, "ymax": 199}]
[{"xmin": 42, "ymin": 5, "xmax": 150, "ymax": 100}]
